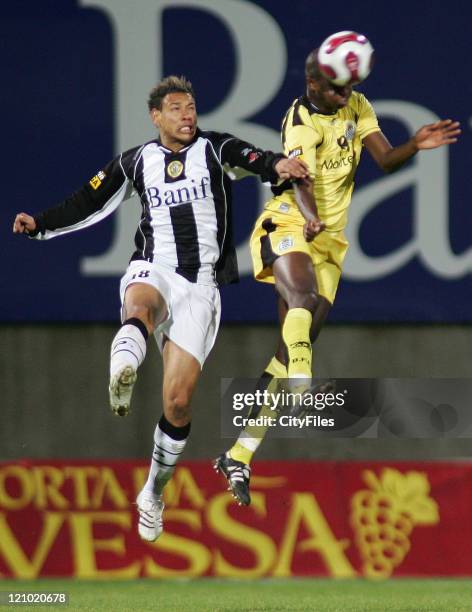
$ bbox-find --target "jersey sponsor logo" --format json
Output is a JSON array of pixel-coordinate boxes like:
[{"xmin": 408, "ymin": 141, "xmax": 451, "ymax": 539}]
[
  {"xmin": 278, "ymin": 236, "xmax": 294, "ymax": 252},
  {"xmin": 167, "ymin": 160, "xmax": 184, "ymax": 179},
  {"xmin": 288, "ymin": 146, "xmax": 303, "ymax": 159},
  {"xmin": 146, "ymin": 176, "xmax": 210, "ymax": 208},
  {"xmin": 89, "ymin": 170, "xmax": 106, "ymax": 190},
  {"xmin": 278, "ymin": 203, "xmax": 290, "ymax": 213},
  {"xmin": 321, "ymin": 155, "xmax": 354, "ymax": 171}
]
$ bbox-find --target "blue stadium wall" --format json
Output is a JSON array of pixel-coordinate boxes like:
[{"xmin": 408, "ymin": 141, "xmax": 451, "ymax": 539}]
[{"xmin": 2, "ymin": 0, "xmax": 471, "ymax": 323}]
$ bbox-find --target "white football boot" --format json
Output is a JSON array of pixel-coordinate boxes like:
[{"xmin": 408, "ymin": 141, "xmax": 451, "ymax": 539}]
[
  {"xmin": 136, "ymin": 490, "xmax": 165, "ymax": 542},
  {"xmin": 109, "ymin": 365, "xmax": 137, "ymax": 417}
]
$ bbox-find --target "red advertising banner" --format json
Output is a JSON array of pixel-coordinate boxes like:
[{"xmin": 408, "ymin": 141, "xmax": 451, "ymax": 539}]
[{"xmin": 0, "ymin": 460, "xmax": 471, "ymax": 579}]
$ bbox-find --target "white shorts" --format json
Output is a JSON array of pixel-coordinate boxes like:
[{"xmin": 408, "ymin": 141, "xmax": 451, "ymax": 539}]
[{"xmin": 119, "ymin": 260, "xmax": 221, "ymax": 368}]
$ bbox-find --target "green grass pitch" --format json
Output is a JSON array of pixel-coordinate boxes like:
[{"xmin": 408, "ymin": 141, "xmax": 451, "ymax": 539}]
[{"xmin": 1, "ymin": 578, "xmax": 472, "ymax": 611}]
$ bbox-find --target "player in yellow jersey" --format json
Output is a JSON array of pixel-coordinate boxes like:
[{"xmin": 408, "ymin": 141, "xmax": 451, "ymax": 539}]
[{"xmin": 215, "ymin": 44, "xmax": 460, "ymax": 505}]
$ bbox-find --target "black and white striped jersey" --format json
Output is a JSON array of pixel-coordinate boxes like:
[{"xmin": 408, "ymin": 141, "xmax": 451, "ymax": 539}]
[{"xmin": 32, "ymin": 129, "xmax": 284, "ymax": 285}]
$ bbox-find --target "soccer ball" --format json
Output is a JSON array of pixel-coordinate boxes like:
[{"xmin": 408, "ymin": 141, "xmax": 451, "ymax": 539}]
[{"xmin": 317, "ymin": 31, "xmax": 374, "ymax": 86}]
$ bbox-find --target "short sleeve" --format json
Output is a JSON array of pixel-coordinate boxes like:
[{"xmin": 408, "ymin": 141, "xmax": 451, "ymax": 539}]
[
  {"xmin": 284, "ymin": 124, "xmax": 322, "ymax": 179},
  {"xmin": 357, "ymin": 94, "xmax": 380, "ymax": 141}
]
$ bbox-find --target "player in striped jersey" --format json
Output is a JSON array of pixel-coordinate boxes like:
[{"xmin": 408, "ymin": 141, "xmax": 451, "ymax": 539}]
[
  {"xmin": 216, "ymin": 46, "xmax": 460, "ymax": 506},
  {"xmin": 13, "ymin": 75, "xmax": 308, "ymax": 540}
]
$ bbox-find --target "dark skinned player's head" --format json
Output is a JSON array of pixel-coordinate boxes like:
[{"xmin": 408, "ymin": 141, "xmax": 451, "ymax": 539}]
[{"xmin": 305, "ymin": 49, "xmax": 353, "ymax": 114}]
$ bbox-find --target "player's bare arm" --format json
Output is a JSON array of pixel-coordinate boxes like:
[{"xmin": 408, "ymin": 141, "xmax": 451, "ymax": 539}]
[
  {"xmin": 274, "ymin": 156, "xmax": 325, "ymax": 239},
  {"xmin": 364, "ymin": 119, "xmax": 461, "ymax": 173},
  {"xmin": 13, "ymin": 213, "xmax": 36, "ymax": 234},
  {"xmin": 292, "ymin": 178, "xmax": 325, "ymax": 242}
]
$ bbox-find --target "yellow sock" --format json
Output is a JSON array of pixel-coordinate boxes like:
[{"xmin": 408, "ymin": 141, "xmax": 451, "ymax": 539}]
[
  {"xmin": 265, "ymin": 356, "xmax": 288, "ymax": 379},
  {"xmin": 229, "ymin": 441, "xmax": 253, "ymax": 465},
  {"xmin": 229, "ymin": 357, "xmax": 287, "ymax": 465},
  {"xmin": 282, "ymin": 307, "xmax": 312, "ymax": 378}
]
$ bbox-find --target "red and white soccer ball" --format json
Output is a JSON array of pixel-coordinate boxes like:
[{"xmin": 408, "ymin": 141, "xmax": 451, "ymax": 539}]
[{"xmin": 317, "ymin": 31, "xmax": 374, "ymax": 86}]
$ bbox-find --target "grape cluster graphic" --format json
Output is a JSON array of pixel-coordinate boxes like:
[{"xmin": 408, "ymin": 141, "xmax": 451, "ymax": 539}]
[{"xmin": 350, "ymin": 468, "xmax": 439, "ymax": 577}]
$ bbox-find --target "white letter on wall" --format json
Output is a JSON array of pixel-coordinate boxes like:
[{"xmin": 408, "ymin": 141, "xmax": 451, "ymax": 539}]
[
  {"xmin": 79, "ymin": 0, "xmax": 287, "ymax": 275},
  {"xmin": 345, "ymin": 100, "xmax": 471, "ymax": 280}
]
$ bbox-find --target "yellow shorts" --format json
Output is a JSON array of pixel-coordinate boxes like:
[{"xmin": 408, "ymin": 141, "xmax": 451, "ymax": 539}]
[{"xmin": 250, "ymin": 208, "xmax": 349, "ymax": 305}]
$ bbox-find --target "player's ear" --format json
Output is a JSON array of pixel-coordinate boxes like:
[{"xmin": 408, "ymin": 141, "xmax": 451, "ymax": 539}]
[
  {"xmin": 150, "ymin": 108, "xmax": 161, "ymax": 128},
  {"xmin": 306, "ymin": 77, "xmax": 318, "ymax": 94}
]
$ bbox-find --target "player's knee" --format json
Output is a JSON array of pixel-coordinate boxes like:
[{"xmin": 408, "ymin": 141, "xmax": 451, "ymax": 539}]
[
  {"xmin": 125, "ymin": 303, "xmax": 157, "ymax": 332},
  {"xmin": 288, "ymin": 288, "xmax": 319, "ymax": 312}
]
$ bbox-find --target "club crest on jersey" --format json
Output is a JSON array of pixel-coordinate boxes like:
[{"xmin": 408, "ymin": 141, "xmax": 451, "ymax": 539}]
[
  {"xmin": 288, "ymin": 146, "xmax": 302, "ymax": 159},
  {"xmin": 167, "ymin": 160, "xmax": 184, "ymax": 179},
  {"xmin": 345, "ymin": 120, "xmax": 356, "ymax": 141},
  {"xmin": 89, "ymin": 170, "xmax": 106, "ymax": 190}
]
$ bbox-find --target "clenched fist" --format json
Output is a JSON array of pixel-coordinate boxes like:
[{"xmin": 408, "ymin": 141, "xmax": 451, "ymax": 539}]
[{"xmin": 13, "ymin": 213, "xmax": 36, "ymax": 235}]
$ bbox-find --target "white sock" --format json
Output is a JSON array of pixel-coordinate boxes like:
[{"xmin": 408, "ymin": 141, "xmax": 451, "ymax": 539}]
[
  {"xmin": 110, "ymin": 321, "xmax": 147, "ymax": 378},
  {"xmin": 142, "ymin": 419, "xmax": 190, "ymax": 499}
]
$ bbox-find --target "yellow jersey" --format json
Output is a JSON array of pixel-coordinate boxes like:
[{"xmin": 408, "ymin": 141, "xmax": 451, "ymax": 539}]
[{"xmin": 267, "ymin": 91, "xmax": 380, "ymax": 231}]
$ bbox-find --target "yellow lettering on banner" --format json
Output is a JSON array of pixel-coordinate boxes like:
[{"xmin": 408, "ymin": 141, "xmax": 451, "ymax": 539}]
[
  {"xmin": 208, "ymin": 492, "xmax": 277, "ymax": 577},
  {"xmin": 90, "ymin": 468, "xmax": 128, "ymax": 509},
  {"xmin": 0, "ymin": 466, "xmax": 34, "ymax": 510},
  {"xmin": 251, "ymin": 476, "xmax": 287, "ymax": 488},
  {"xmin": 0, "ymin": 512, "xmax": 64, "ymax": 578},
  {"xmin": 273, "ymin": 493, "xmax": 355, "ymax": 577},
  {"xmin": 64, "ymin": 467, "xmax": 99, "ymax": 509},
  {"xmin": 68, "ymin": 511, "xmax": 140, "ymax": 578},
  {"xmin": 164, "ymin": 467, "xmax": 206, "ymax": 509},
  {"xmin": 144, "ymin": 509, "xmax": 211, "ymax": 577},
  {"xmin": 32, "ymin": 467, "xmax": 68, "ymax": 509}
]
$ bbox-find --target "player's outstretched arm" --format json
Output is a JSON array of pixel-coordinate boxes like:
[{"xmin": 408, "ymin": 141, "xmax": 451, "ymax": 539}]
[
  {"xmin": 215, "ymin": 133, "xmax": 310, "ymax": 183},
  {"xmin": 13, "ymin": 213, "xmax": 36, "ymax": 235},
  {"xmin": 12, "ymin": 152, "xmax": 137, "ymax": 241},
  {"xmin": 364, "ymin": 119, "xmax": 461, "ymax": 173}
]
